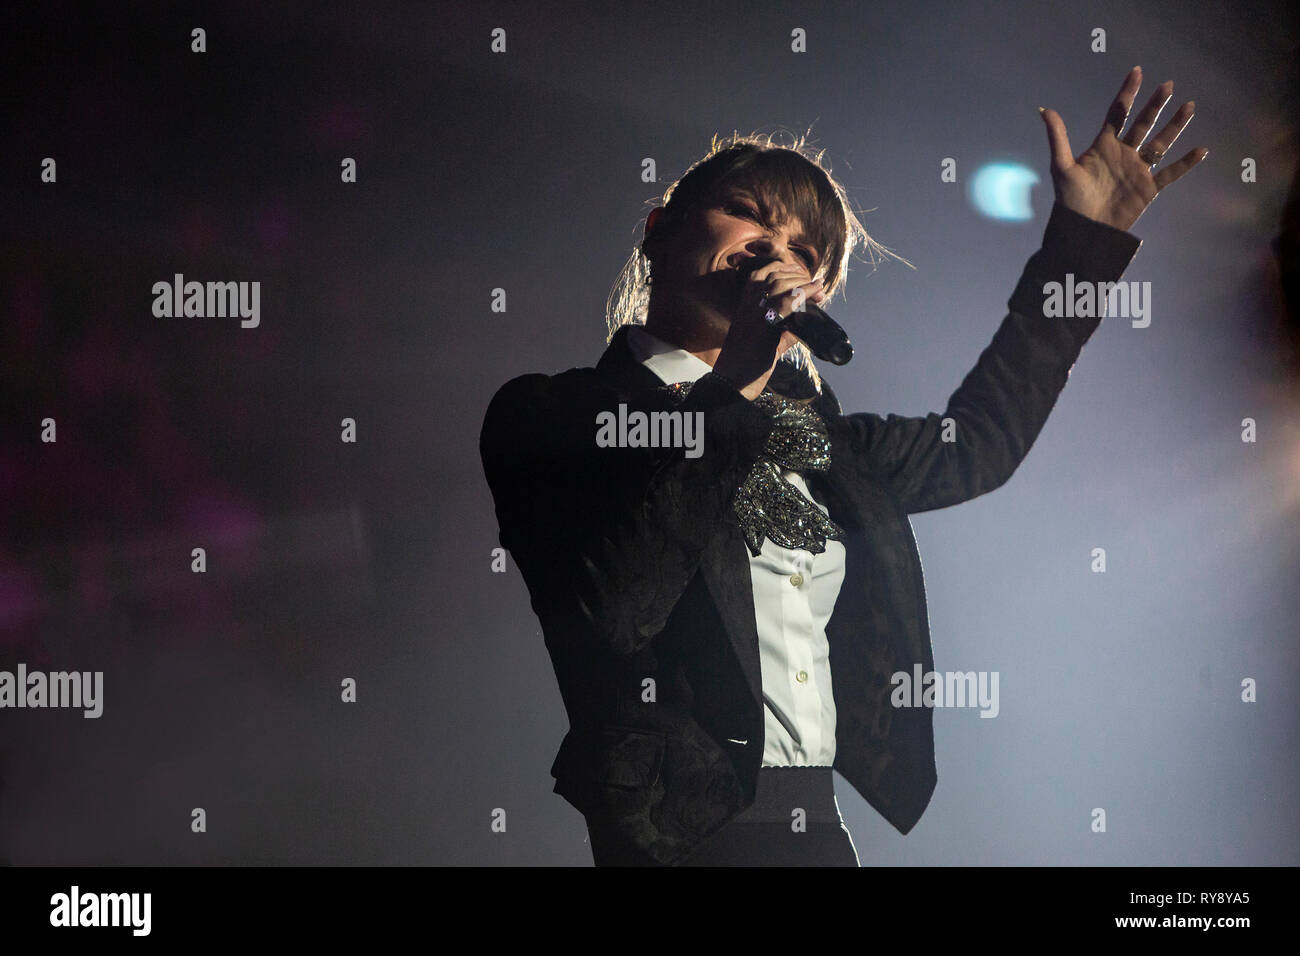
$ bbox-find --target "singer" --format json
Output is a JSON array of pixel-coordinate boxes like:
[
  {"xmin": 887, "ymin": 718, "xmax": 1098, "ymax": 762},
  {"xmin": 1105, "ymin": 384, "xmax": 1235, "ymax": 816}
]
[{"xmin": 480, "ymin": 68, "xmax": 1206, "ymax": 866}]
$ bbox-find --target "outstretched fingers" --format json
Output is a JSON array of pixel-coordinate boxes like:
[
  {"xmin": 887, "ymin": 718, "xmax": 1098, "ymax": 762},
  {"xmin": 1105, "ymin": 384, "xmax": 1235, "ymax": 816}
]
[
  {"xmin": 1121, "ymin": 79, "xmax": 1174, "ymax": 149},
  {"xmin": 1041, "ymin": 107, "xmax": 1075, "ymax": 175},
  {"xmin": 1154, "ymin": 146, "xmax": 1210, "ymax": 191},
  {"xmin": 1140, "ymin": 100, "xmax": 1197, "ymax": 168},
  {"xmin": 1100, "ymin": 66, "xmax": 1143, "ymax": 140}
]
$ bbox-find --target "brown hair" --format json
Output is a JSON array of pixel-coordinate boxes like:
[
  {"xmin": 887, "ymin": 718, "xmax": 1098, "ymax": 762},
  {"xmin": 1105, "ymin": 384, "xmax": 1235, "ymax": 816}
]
[{"xmin": 604, "ymin": 129, "xmax": 912, "ymax": 391}]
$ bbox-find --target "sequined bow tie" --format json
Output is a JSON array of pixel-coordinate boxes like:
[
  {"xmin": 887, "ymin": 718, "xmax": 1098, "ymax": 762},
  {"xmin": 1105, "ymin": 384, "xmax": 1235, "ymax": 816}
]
[{"xmin": 663, "ymin": 382, "xmax": 845, "ymax": 557}]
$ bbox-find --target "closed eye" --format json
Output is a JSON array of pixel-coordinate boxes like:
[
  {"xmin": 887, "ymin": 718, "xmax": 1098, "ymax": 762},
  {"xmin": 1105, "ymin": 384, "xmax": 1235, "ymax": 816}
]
[
  {"xmin": 722, "ymin": 200, "xmax": 758, "ymax": 220},
  {"xmin": 723, "ymin": 201, "xmax": 817, "ymax": 269}
]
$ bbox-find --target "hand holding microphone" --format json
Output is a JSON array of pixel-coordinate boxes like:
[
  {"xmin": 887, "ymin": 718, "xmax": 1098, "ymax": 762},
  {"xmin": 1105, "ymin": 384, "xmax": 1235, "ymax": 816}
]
[
  {"xmin": 735, "ymin": 255, "xmax": 854, "ymax": 366},
  {"xmin": 713, "ymin": 255, "xmax": 854, "ymax": 400}
]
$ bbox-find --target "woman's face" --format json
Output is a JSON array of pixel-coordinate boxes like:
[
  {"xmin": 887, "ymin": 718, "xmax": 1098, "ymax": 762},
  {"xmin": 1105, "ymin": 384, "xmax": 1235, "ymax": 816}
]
[{"xmin": 647, "ymin": 184, "xmax": 823, "ymax": 339}]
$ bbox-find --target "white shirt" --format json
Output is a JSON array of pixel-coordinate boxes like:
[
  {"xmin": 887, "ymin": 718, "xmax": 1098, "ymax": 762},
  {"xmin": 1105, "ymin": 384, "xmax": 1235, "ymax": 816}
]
[{"xmin": 626, "ymin": 324, "xmax": 846, "ymax": 767}]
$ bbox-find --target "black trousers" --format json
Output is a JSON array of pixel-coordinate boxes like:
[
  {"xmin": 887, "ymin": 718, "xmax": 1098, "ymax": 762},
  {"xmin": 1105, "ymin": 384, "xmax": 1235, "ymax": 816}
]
[{"xmin": 587, "ymin": 766, "xmax": 860, "ymax": 866}]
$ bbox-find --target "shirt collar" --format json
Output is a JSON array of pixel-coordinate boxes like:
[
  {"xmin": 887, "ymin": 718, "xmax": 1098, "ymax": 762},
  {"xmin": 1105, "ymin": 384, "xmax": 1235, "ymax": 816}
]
[{"xmin": 625, "ymin": 324, "xmax": 714, "ymax": 385}]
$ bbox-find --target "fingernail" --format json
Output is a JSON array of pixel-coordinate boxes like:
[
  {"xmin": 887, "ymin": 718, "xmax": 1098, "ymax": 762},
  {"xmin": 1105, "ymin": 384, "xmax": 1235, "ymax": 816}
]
[{"xmin": 1037, "ymin": 106, "xmax": 1046, "ymax": 114}]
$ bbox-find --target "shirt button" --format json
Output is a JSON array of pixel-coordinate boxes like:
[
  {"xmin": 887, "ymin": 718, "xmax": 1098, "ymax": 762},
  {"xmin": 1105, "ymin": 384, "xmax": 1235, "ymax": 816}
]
[
  {"xmin": 789, "ymin": 573, "xmax": 804, "ymax": 587},
  {"xmin": 796, "ymin": 670, "xmax": 808, "ymax": 683}
]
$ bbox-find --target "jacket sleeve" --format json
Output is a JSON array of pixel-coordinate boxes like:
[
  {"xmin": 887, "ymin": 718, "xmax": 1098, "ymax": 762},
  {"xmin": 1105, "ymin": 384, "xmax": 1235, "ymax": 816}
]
[
  {"xmin": 826, "ymin": 200, "xmax": 1143, "ymax": 514},
  {"xmin": 480, "ymin": 367, "xmax": 775, "ymax": 656}
]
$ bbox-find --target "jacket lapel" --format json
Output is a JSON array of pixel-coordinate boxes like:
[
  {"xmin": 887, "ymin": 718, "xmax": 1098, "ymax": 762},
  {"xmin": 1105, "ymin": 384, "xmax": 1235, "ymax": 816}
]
[
  {"xmin": 697, "ymin": 516, "xmax": 765, "ymax": 705},
  {"xmin": 595, "ymin": 327, "xmax": 764, "ymax": 704},
  {"xmin": 594, "ymin": 325, "xmax": 849, "ymax": 709}
]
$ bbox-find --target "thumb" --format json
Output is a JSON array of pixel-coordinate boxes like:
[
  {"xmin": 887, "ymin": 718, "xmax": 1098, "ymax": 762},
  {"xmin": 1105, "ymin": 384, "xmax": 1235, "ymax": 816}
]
[{"xmin": 1039, "ymin": 107, "xmax": 1073, "ymax": 177}]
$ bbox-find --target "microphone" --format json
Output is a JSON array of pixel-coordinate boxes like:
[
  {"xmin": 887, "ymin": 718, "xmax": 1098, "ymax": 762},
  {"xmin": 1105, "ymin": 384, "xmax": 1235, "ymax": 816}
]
[{"xmin": 736, "ymin": 256, "xmax": 854, "ymax": 365}]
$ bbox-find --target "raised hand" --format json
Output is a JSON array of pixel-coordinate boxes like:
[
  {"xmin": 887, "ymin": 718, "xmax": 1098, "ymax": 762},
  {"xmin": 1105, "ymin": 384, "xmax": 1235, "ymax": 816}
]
[{"xmin": 1040, "ymin": 66, "xmax": 1209, "ymax": 232}]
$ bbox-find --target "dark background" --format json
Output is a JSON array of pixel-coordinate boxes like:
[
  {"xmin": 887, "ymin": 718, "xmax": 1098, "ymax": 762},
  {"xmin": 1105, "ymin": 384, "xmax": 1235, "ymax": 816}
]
[{"xmin": 2, "ymin": 0, "xmax": 1297, "ymax": 865}]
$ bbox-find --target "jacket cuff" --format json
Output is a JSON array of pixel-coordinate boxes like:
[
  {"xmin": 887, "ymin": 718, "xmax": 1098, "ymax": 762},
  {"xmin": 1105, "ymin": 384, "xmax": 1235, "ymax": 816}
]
[{"xmin": 1007, "ymin": 201, "xmax": 1143, "ymax": 322}]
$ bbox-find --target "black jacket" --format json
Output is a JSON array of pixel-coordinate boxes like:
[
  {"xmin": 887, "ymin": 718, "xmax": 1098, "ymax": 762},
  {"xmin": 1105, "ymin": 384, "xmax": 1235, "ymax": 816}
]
[{"xmin": 480, "ymin": 201, "xmax": 1141, "ymax": 865}]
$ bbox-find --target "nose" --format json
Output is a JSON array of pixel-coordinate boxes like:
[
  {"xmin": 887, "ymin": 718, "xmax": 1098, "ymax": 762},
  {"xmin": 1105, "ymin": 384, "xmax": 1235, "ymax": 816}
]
[
  {"xmin": 751, "ymin": 233, "xmax": 805, "ymax": 271},
  {"xmin": 730, "ymin": 236, "xmax": 801, "ymax": 272}
]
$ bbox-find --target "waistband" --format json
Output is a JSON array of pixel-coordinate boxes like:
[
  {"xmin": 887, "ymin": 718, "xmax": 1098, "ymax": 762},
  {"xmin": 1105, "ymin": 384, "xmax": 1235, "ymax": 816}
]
[{"xmin": 732, "ymin": 765, "xmax": 842, "ymax": 825}]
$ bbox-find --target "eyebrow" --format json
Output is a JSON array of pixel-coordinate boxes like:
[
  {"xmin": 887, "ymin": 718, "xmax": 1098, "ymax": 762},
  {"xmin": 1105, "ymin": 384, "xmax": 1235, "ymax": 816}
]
[{"xmin": 727, "ymin": 188, "xmax": 820, "ymax": 263}]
